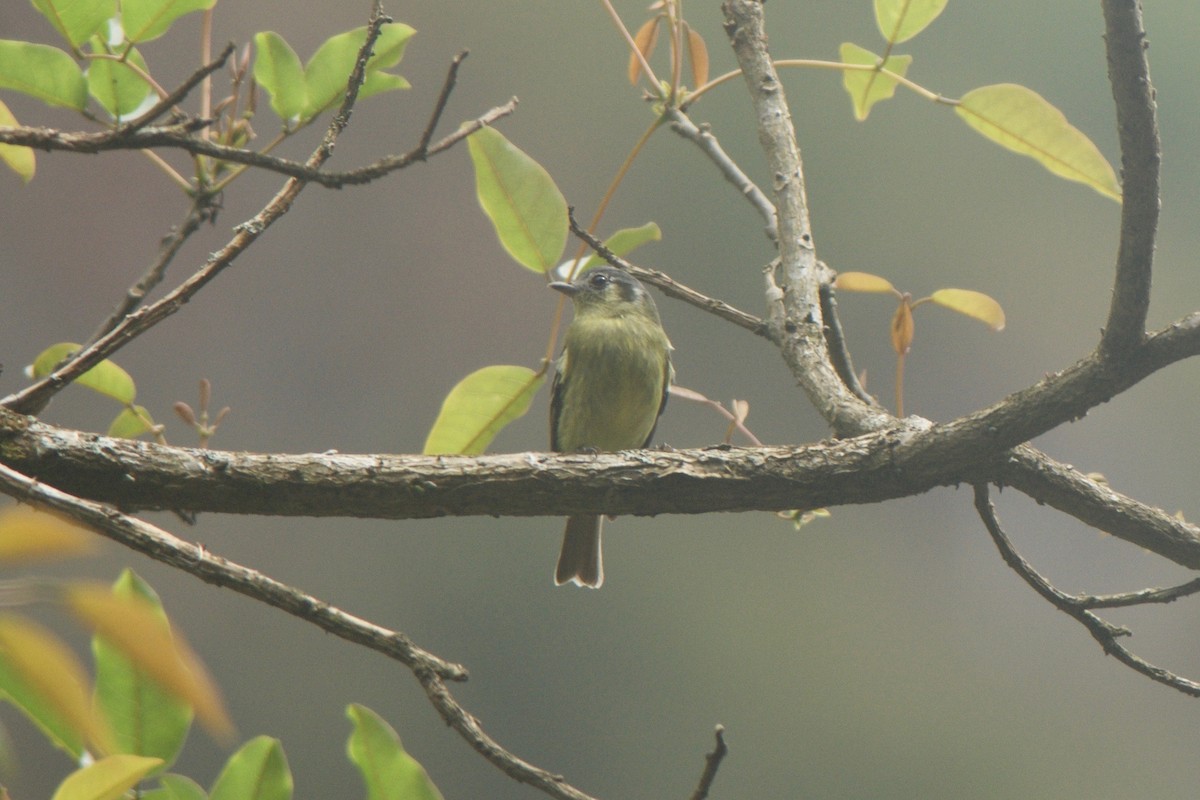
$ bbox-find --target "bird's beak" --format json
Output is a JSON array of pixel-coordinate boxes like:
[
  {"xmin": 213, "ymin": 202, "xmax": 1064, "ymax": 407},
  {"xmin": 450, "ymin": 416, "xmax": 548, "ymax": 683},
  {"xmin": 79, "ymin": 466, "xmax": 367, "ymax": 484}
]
[{"xmin": 548, "ymin": 281, "xmax": 579, "ymax": 296}]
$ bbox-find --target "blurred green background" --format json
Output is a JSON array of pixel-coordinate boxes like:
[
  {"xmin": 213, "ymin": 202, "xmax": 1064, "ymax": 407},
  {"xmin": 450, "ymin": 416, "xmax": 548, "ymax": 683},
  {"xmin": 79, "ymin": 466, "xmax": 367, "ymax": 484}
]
[{"xmin": 2, "ymin": 1, "xmax": 1200, "ymax": 797}]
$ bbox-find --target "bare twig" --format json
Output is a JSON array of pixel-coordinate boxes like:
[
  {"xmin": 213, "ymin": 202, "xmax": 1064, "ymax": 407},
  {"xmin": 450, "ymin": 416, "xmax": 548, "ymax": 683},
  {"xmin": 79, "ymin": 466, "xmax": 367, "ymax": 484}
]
[
  {"xmin": 119, "ymin": 42, "xmax": 236, "ymax": 135},
  {"xmin": 85, "ymin": 196, "xmax": 219, "ymax": 347},
  {"xmin": 689, "ymin": 725, "xmax": 728, "ymax": 800},
  {"xmin": 566, "ymin": 211, "xmax": 769, "ymax": 337},
  {"xmin": 416, "ymin": 50, "xmax": 469, "ymax": 155},
  {"xmin": 665, "ymin": 108, "xmax": 777, "ymax": 243},
  {"xmin": 973, "ymin": 484, "xmax": 1200, "ymax": 697}
]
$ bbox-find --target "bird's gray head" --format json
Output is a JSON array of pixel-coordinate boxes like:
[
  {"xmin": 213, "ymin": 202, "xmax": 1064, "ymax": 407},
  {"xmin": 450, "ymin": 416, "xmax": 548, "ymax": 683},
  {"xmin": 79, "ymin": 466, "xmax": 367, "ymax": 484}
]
[{"xmin": 548, "ymin": 267, "xmax": 656, "ymax": 315}]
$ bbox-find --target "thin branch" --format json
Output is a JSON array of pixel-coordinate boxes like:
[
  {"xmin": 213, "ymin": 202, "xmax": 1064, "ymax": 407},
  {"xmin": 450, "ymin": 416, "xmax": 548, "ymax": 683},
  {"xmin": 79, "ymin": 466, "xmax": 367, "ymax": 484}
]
[
  {"xmin": 1, "ymin": 17, "xmax": 510, "ymax": 416},
  {"xmin": 1099, "ymin": 0, "xmax": 1160, "ymax": 354},
  {"xmin": 566, "ymin": 211, "xmax": 768, "ymax": 337},
  {"xmin": 85, "ymin": 196, "xmax": 218, "ymax": 347},
  {"xmin": 974, "ymin": 484, "xmax": 1200, "ymax": 697},
  {"xmin": 664, "ymin": 108, "xmax": 777, "ymax": 243},
  {"xmin": 0, "ymin": 461, "xmax": 464, "ymax": 679},
  {"xmin": 120, "ymin": 43, "xmax": 235, "ymax": 135},
  {"xmin": 1080, "ymin": 578, "xmax": 1200, "ymax": 610},
  {"xmin": 689, "ymin": 726, "xmax": 728, "ymax": 800},
  {"xmin": 416, "ymin": 50, "xmax": 469, "ymax": 155}
]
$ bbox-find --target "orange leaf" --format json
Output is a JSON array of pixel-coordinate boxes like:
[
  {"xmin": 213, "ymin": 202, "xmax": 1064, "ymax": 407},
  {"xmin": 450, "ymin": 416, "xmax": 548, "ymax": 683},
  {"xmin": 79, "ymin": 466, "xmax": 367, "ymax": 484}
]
[
  {"xmin": 63, "ymin": 584, "xmax": 234, "ymax": 742},
  {"xmin": 628, "ymin": 16, "xmax": 661, "ymax": 85},
  {"xmin": 684, "ymin": 22, "xmax": 709, "ymax": 88},
  {"xmin": 0, "ymin": 506, "xmax": 95, "ymax": 564},
  {"xmin": 890, "ymin": 301, "xmax": 914, "ymax": 355},
  {"xmin": 834, "ymin": 271, "xmax": 898, "ymax": 294}
]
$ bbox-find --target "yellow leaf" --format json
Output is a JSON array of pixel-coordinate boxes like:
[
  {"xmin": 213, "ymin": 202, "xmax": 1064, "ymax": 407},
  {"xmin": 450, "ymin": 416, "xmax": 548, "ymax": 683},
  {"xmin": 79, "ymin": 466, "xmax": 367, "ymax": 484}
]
[
  {"xmin": 684, "ymin": 22, "xmax": 709, "ymax": 88},
  {"xmin": 0, "ymin": 615, "xmax": 114, "ymax": 754},
  {"xmin": 890, "ymin": 302, "xmax": 914, "ymax": 355},
  {"xmin": 929, "ymin": 288, "xmax": 1006, "ymax": 331},
  {"xmin": 955, "ymin": 83, "xmax": 1120, "ymax": 201},
  {"xmin": 0, "ymin": 506, "xmax": 95, "ymax": 564},
  {"xmin": 51, "ymin": 754, "xmax": 163, "ymax": 800},
  {"xmin": 63, "ymin": 584, "xmax": 234, "ymax": 742},
  {"xmin": 0, "ymin": 99, "xmax": 35, "ymax": 183},
  {"xmin": 628, "ymin": 16, "xmax": 660, "ymax": 86},
  {"xmin": 874, "ymin": 0, "xmax": 948, "ymax": 44},
  {"xmin": 839, "ymin": 43, "xmax": 912, "ymax": 121},
  {"xmin": 834, "ymin": 271, "xmax": 898, "ymax": 294}
]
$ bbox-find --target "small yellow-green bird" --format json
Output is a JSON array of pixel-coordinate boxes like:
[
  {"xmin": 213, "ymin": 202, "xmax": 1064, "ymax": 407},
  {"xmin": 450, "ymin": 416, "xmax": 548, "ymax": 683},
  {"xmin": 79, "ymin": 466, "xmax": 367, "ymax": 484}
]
[{"xmin": 549, "ymin": 266, "xmax": 673, "ymax": 588}]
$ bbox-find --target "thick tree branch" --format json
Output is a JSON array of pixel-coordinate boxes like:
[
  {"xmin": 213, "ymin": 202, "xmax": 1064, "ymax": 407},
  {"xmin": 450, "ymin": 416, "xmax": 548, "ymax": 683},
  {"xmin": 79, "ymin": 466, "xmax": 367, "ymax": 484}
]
[{"xmin": 1100, "ymin": 0, "xmax": 1160, "ymax": 354}]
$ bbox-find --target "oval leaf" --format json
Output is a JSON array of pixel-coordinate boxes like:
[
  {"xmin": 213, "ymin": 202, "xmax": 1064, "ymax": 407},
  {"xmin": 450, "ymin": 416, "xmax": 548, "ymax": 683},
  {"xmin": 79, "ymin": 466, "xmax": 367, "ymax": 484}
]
[
  {"xmin": 31, "ymin": 0, "xmax": 118, "ymax": 49},
  {"xmin": 107, "ymin": 405, "xmax": 156, "ymax": 439},
  {"xmin": 0, "ymin": 99, "xmax": 36, "ymax": 183},
  {"xmin": 874, "ymin": 0, "xmax": 948, "ymax": 44},
  {"xmin": 120, "ymin": 0, "xmax": 216, "ymax": 44},
  {"xmin": 0, "ymin": 505, "xmax": 94, "ymax": 564},
  {"xmin": 684, "ymin": 22, "xmax": 709, "ymax": 88},
  {"xmin": 140, "ymin": 773, "xmax": 207, "ymax": 800},
  {"xmin": 627, "ymin": 16, "xmax": 660, "ymax": 86},
  {"xmin": 93, "ymin": 571, "xmax": 193, "ymax": 767},
  {"xmin": 253, "ymin": 32, "xmax": 306, "ymax": 121},
  {"xmin": 0, "ymin": 40, "xmax": 87, "ymax": 110},
  {"xmin": 51, "ymin": 754, "xmax": 164, "ymax": 800},
  {"xmin": 87, "ymin": 42, "xmax": 153, "ymax": 120},
  {"xmin": 580, "ymin": 221, "xmax": 662, "ymax": 274},
  {"xmin": 839, "ymin": 43, "xmax": 912, "ymax": 121},
  {"xmin": 209, "ymin": 736, "xmax": 293, "ymax": 800},
  {"xmin": 0, "ymin": 614, "xmax": 114, "ymax": 755},
  {"xmin": 955, "ymin": 83, "xmax": 1120, "ymax": 201},
  {"xmin": 424, "ymin": 365, "xmax": 545, "ymax": 455},
  {"xmin": 302, "ymin": 24, "xmax": 415, "ymax": 120},
  {"xmin": 467, "ymin": 126, "xmax": 568, "ymax": 273},
  {"xmin": 30, "ymin": 342, "xmax": 137, "ymax": 404},
  {"xmin": 346, "ymin": 704, "xmax": 444, "ymax": 800},
  {"xmin": 64, "ymin": 583, "xmax": 233, "ymax": 742},
  {"xmin": 929, "ymin": 288, "xmax": 1006, "ymax": 331},
  {"xmin": 834, "ymin": 271, "xmax": 898, "ymax": 294}
]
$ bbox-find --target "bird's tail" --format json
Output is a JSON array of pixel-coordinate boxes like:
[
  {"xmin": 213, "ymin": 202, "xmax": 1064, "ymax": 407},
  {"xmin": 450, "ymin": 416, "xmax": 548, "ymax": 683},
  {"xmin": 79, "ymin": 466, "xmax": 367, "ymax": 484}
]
[{"xmin": 555, "ymin": 515, "xmax": 604, "ymax": 588}]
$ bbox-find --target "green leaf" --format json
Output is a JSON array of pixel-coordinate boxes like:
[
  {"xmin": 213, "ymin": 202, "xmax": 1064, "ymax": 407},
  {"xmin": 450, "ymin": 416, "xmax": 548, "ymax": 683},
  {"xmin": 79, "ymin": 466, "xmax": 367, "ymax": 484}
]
[
  {"xmin": 252, "ymin": 32, "xmax": 306, "ymax": 121},
  {"xmin": 579, "ymin": 222, "xmax": 662, "ymax": 274},
  {"xmin": 87, "ymin": 40, "xmax": 152, "ymax": 120},
  {"xmin": 51, "ymin": 754, "xmax": 164, "ymax": 800},
  {"xmin": 31, "ymin": 0, "xmax": 117, "ymax": 49},
  {"xmin": 0, "ymin": 99, "xmax": 35, "ymax": 183},
  {"xmin": 301, "ymin": 23, "xmax": 415, "ymax": 120},
  {"xmin": 107, "ymin": 405, "xmax": 156, "ymax": 438},
  {"xmin": 0, "ymin": 640, "xmax": 84, "ymax": 758},
  {"xmin": 209, "ymin": 736, "xmax": 293, "ymax": 800},
  {"xmin": 0, "ymin": 614, "xmax": 114, "ymax": 755},
  {"xmin": 346, "ymin": 705, "xmax": 444, "ymax": 800},
  {"xmin": 424, "ymin": 365, "xmax": 545, "ymax": 455},
  {"xmin": 0, "ymin": 40, "xmax": 88, "ymax": 110},
  {"xmin": 140, "ymin": 774, "xmax": 208, "ymax": 800},
  {"xmin": 839, "ymin": 43, "xmax": 911, "ymax": 121},
  {"xmin": 30, "ymin": 342, "xmax": 137, "ymax": 404},
  {"xmin": 928, "ymin": 288, "xmax": 1006, "ymax": 331},
  {"xmin": 120, "ymin": 0, "xmax": 216, "ymax": 44},
  {"xmin": 955, "ymin": 83, "xmax": 1120, "ymax": 201},
  {"xmin": 874, "ymin": 0, "xmax": 948, "ymax": 44},
  {"xmin": 467, "ymin": 126, "xmax": 568, "ymax": 273},
  {"xmin": 93, "ymin": 571, "xmax": 193, "ymax": 769}
]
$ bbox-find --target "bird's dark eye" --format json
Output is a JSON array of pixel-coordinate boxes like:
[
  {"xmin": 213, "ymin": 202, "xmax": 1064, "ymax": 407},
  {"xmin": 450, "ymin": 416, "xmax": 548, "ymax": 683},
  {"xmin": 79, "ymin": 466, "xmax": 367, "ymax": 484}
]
[{"xmin": 589, "ymin": 272, "xmax": 610, "ymax": 288}]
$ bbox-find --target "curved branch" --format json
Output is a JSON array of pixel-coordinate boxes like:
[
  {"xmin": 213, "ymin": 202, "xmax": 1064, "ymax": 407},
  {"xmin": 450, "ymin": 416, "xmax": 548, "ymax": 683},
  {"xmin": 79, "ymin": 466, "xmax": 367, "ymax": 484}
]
[{"xmin": 1100, "ymin": 0, "xmax": 1161, "ymax": 354}]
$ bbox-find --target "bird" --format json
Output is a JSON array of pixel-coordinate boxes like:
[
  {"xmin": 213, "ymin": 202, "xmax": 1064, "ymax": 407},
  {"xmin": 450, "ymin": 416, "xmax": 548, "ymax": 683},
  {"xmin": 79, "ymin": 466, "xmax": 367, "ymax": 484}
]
[{"xmin": 548, "ymin": 266, "xmax": 673, "ymax": 588}]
